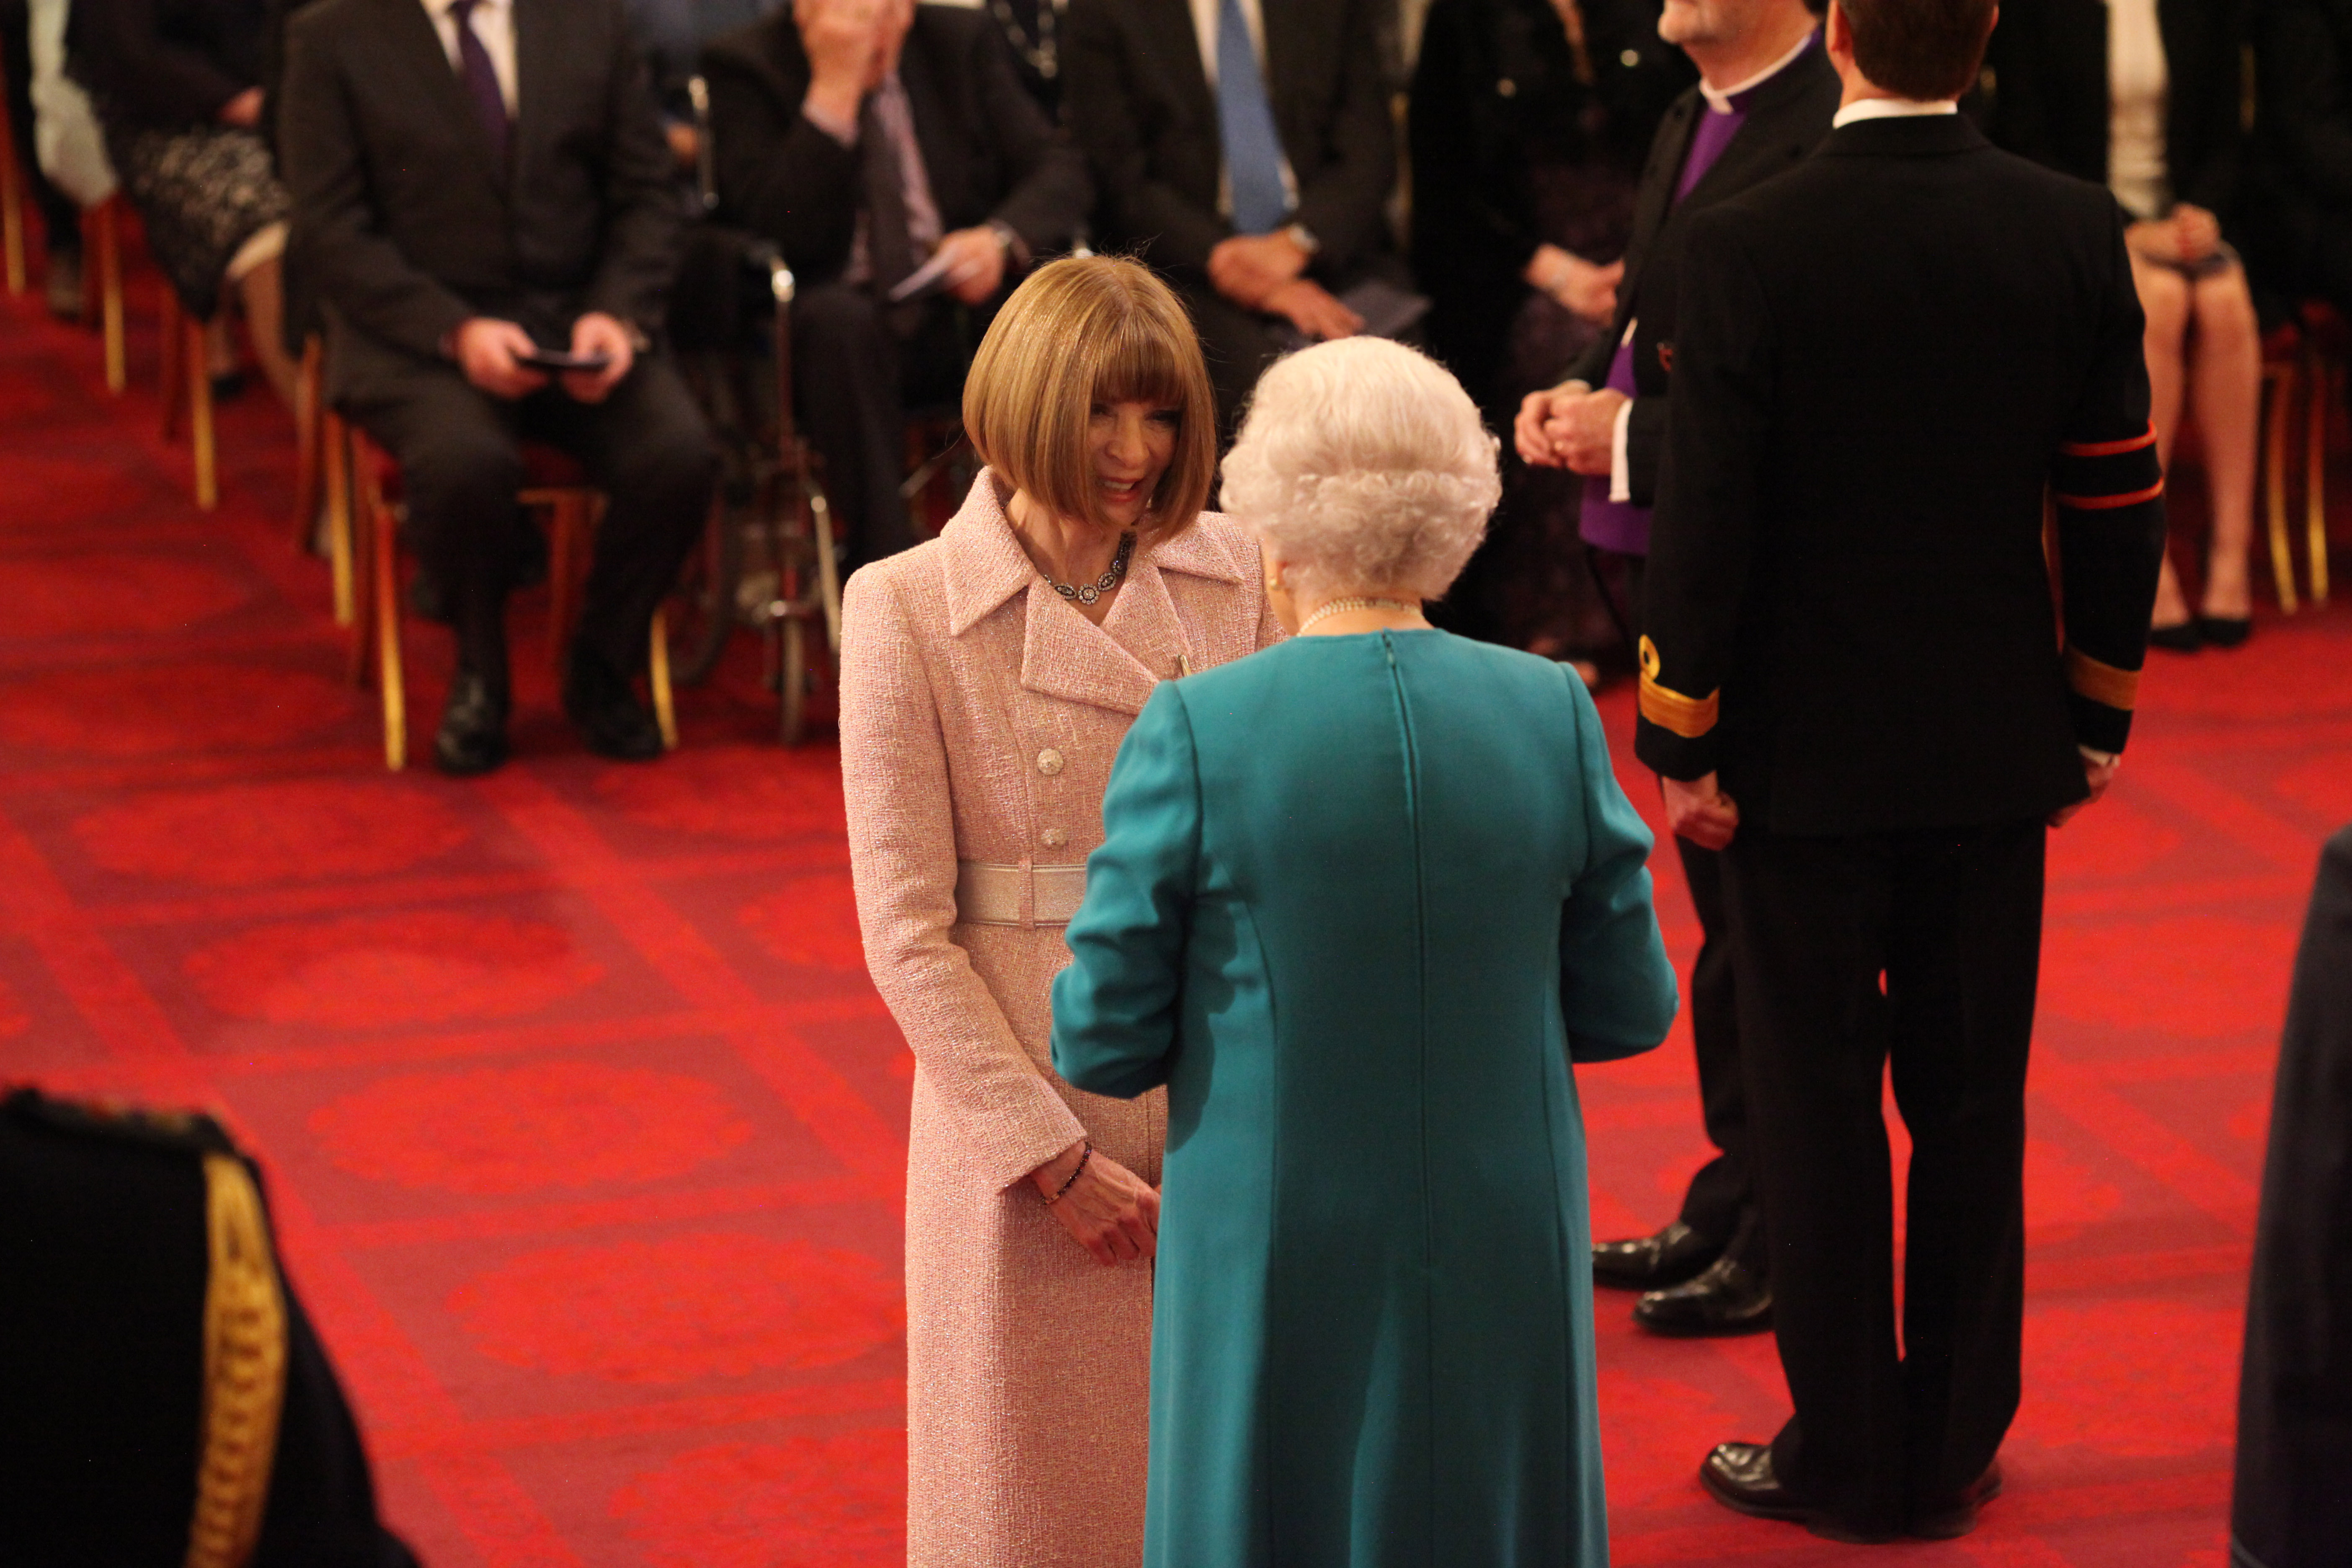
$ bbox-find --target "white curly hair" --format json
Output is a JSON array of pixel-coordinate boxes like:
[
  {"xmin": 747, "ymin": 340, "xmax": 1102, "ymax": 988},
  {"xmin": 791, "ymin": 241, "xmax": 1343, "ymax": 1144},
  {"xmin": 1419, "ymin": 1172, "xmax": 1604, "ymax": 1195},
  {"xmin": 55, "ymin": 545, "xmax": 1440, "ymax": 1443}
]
[{"xmin": 1220, "ymin": 336, "xmax": 1501, "ymax": 604}]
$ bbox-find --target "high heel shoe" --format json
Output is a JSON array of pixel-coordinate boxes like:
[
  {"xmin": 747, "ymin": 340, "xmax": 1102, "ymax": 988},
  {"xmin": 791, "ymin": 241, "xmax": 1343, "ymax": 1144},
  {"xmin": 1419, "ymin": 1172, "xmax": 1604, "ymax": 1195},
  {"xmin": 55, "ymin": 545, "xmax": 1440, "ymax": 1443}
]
[
  {"xmin": 2195, "ymin": 614, "xmax": 2252, "ymax": 650},
  {"xmin": 2148, "ymin": 620, "xmax": 2202, "ymax": 654}
]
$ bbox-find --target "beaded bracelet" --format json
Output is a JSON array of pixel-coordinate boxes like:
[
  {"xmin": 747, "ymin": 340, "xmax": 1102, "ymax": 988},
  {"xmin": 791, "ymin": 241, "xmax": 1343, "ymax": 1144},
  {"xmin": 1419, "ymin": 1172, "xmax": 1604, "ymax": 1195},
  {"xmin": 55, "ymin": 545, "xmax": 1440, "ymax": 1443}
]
[{"xmin": 1043, "ymin": 1141, "xmax": 1093, "ymax": 1206}]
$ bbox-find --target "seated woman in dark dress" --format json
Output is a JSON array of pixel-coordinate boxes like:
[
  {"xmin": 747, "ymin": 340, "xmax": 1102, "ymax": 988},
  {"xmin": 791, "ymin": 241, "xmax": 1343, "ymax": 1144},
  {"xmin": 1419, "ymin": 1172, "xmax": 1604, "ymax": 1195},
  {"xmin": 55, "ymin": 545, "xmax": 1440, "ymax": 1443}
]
[
  {"xmin": 1986, "ymin": 0, "xmax": 2259, "ymax": 650},
  {"xmin": 70, "ymin": 0, "xmax": 298, "ymax": 407},
  {"xmin": 1410, "ymin": 0, "xmax": 1690, "ymax": 658}
]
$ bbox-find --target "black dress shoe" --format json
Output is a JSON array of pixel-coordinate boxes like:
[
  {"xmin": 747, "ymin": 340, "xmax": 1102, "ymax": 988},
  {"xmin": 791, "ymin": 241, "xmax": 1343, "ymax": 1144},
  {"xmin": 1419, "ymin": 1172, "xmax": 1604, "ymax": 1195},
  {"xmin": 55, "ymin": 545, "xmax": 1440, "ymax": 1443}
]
[
  {"xmin": 434, "ymin": 671, "xmax": 510, "ymax": 776},
  {"xmin": 1634, "ymin": 1254, "xmax": 1772, "ymax": 1337},
  {"xmin": 1592, "ymin": 1220, "xmax": 1720, "ymax": 1291},
  {"xmin": 564, "ymin": 643, "xmax": 666, "ymax": 761},
  {"xmin": 1910, "ymin": 1460, "xmax": 2003, "ymax": 1540},
  {"xmin": 2148, "ymin": 620, "xmax": 2202, "ymax": 654},
  {"xmin": 1699, "ymin": 1442, "xmax": 1897, "ymax": 1544},
  {"xmin": 2196, "ymin": 613, "xmax": 2252, "ymax": 650}
]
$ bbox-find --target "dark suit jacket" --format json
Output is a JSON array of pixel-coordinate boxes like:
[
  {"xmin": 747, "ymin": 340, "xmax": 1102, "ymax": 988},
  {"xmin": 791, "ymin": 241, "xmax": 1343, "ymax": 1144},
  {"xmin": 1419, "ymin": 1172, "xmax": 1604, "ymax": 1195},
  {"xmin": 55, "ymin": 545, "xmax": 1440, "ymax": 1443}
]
[
  {"xmin": 700, "ymin": 7, "xmax": 1090, "ymax": 286},
  {"xmin": 1983, "ymin": 0, "xmax": 2245, "ymax": 220},
  {"xmin": 1564, "ymin": 36, "xmax": 1838, "ymax": 511},
  {"xmin": 67, "ymin": 0, "xmax": 267, "ymax": 128},
  {"xmin": 1062, "ymin": 0, "xmax": 1395, "ymax": 282},
  {"xmin": 2234, "ymin": 822, "xmax": 2352, "ymax": 1568},
  {"xmin": 279, "ymin": 0, "xmax": 681, "ymax": 399},
  {"xmin": 1635, "ymin": 116, "xmax": 2166, "ymax": 834}
]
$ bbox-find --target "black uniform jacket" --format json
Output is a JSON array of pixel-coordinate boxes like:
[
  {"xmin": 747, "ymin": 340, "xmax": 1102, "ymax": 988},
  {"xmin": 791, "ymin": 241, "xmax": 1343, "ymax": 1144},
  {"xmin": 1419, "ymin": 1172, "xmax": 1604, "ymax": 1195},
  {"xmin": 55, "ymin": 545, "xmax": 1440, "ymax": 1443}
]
[
  {"xmin": 1634, "ymin": 115, "xmax": 2166, "ymax": 835},
  {"xmin": 1563, "ymin": 36, "xmax": 1839, "ymax": 511},
  {"xmin": 1061, "ymin": 0, "xmax": 1396, "ymax": 284},
  {"xmin": 700, "ymin": 7, "xmax": 1092, "ymax": 288},
  {"xmin": 1983, "ymin": 0, "xmax": 2246, "ymax": 220},
  {"xmin": 0, "ymin": 1088, "xmax": 418, "ymax": 1568},
  {"xmin": 279, "ymin": 0, "xmax": 682, "ymax": 401}
]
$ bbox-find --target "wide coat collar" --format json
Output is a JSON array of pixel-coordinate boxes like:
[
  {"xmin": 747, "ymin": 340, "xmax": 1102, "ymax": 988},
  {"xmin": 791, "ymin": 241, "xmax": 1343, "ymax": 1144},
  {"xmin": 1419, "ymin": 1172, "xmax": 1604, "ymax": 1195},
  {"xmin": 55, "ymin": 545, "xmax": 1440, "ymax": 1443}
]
[{"xmin": 940, "ymin": 471, "xmax": 1247, "ymax": 716}]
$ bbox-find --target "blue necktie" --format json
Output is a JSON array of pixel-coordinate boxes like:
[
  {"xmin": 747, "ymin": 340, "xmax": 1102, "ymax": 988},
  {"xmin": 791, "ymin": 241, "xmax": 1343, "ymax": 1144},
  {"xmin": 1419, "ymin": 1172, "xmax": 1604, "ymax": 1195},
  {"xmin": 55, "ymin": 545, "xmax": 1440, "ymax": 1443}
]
[{"xmin": 1215, "ymin": 0, "xmax": 1288, "ymax": 235}]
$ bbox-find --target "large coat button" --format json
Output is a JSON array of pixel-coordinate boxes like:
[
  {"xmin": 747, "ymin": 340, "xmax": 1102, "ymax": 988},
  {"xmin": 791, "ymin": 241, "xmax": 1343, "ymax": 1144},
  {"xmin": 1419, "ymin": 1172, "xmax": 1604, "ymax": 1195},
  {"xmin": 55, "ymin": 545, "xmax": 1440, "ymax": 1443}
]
[
  {"xmin": 1037, "ymin": 748, "xmax": 1065, "ymax": 776},
  {"xmin": 1042, "ymin": 828, "xmax": 1070, "ymax": 848}
]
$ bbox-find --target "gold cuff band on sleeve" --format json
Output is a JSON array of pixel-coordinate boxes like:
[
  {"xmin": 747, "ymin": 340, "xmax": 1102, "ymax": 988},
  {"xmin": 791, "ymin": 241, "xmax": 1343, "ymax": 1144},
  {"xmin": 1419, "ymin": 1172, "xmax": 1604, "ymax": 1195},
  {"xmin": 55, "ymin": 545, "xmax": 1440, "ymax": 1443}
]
[
  {"xmin": 1637, "ymin": 635, "xmax": 1721, "ymax": 739},
  {"xmin": 2065, "ymin": 646, "xmax": 2140, "ymax": 711},
  {"xmin": 2058, "ymin": 426, "xmax": 2157, "ymax": 457}
]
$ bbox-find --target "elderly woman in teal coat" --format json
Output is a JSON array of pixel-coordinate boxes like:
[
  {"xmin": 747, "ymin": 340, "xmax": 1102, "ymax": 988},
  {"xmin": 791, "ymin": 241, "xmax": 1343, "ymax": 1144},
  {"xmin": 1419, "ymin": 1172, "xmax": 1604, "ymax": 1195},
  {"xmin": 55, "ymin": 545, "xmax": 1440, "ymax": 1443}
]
[{"xmin": 1050, "ymin": 336, "xmax": 1680, "ymax": 1568}]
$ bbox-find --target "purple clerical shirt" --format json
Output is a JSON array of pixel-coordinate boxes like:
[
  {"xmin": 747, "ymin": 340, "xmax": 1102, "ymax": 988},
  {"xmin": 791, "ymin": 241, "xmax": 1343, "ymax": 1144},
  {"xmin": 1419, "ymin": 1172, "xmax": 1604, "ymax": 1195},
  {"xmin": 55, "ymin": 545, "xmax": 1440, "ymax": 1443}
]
[{"xmin": 1577, "ymin": 33, "xmax": 1817, "ymax": 556}]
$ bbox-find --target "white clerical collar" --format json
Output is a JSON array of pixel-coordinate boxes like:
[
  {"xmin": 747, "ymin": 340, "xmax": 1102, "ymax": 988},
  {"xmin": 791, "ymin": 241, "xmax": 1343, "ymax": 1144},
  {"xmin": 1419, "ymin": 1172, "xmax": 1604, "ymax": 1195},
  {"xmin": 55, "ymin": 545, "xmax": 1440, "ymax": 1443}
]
[
  {"xmin": 1698, "ymin": 27, "xmax": 1818, "ymax": 114},
  {"xmin": 1831, "ymin": 96, "xmax": 1961, "ymax": 127}
]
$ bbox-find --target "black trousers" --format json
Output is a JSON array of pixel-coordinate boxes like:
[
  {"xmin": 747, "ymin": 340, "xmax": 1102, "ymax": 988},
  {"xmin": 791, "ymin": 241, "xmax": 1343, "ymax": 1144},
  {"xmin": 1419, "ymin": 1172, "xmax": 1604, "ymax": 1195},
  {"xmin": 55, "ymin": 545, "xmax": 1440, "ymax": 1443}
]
[
  {"xmin": 345, "ymin": 353, "xmax": 716, "ymax": 689},
  {"xmin": 1181, "ymin": 256, "xmax": 1419, "ymax": 446},
  {"xmin": 1616, "ymin": 552, "xmax": 1767, "ymax": 1271},
  {"xmin": 790, "ymin": 281, "xmax": 980, "ymax": 568},
  {"xmin": 1721, "ymin": 818, "xmax": 2045, "ymax": 1535}
]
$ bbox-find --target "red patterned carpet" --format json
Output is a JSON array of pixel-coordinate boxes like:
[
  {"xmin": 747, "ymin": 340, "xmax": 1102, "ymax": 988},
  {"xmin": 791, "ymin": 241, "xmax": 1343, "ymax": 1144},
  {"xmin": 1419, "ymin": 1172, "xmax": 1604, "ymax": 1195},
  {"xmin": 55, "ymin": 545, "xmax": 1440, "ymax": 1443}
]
[{"xmin": 5, "ymin": 266, "xmax": 2349, "ymax": 1568}]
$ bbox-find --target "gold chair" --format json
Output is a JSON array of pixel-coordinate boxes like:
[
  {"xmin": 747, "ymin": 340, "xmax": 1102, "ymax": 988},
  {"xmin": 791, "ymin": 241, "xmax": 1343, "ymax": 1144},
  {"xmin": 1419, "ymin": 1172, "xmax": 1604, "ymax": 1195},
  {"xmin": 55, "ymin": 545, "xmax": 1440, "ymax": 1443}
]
[
  {"xmin": 157, "ymin": 284, "xmax": 218, "ymax": 511},
  {"xmin": 335, "ymin": 425, "xmax": 676, "ymax": 771},
  {"xmin": 82, "ymin": 196, "xmax": 126, "ymax": 393},
  {"xmin": 0, "ymin": 44, "xmax": 25, "ymax": 297}
]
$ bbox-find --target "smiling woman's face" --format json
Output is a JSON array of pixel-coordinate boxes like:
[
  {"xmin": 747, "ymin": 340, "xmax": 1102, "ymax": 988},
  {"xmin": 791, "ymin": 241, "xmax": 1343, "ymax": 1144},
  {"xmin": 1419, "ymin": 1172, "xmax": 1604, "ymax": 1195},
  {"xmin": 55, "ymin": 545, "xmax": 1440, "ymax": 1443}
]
[{"xmin": 1087, "ymin": 399, "xmax": 1182, "ymax": 530}]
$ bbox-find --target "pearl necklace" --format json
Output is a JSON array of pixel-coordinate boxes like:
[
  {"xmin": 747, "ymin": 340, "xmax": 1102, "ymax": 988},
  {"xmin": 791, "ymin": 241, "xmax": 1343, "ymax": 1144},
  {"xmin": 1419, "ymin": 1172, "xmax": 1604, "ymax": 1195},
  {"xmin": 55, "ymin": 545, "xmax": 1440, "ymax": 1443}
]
[
  {"xmin": 1044, "ymin": 531, "xmax": 1135, "ymax": 605},
  {"xmin": 1299, "ymin": 597, "xmax": 1414, "ymax": 633},
  {"xmin": 988, "ymin": 0, "xmax": 1058, "ymax": 80}
]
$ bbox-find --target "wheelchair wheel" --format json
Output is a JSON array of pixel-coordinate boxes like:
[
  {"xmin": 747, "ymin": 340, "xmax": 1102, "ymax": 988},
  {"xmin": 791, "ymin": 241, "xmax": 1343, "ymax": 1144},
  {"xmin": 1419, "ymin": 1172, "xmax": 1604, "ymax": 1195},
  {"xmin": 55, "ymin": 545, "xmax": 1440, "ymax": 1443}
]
[{"xmin": 664, "ymin": 493, "xmax": 741, "ymax": 687}]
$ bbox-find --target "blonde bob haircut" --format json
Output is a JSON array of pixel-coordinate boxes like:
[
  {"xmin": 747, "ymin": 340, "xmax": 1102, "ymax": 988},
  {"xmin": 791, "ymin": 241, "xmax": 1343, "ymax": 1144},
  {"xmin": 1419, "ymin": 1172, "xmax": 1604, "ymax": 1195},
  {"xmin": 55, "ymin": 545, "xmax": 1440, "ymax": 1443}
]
[
  {"xmin": 1223, "ymin": 337, "xmax": 1500, "ymax": 603},
  {"xmin": 962, "ymin": 255, "xmax": 1219, "ymax": 545}
]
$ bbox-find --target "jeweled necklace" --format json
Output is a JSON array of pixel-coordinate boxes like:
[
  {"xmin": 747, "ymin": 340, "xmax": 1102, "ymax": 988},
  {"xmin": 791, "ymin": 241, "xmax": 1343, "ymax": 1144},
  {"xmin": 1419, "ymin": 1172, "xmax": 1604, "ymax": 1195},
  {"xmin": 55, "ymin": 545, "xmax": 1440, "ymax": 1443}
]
[
  {"xmin": 1046, "ymin": 530, "xmax": 1135, "ymax": 605},
  {"xmin": 989, "ymin": 0, "xmax": 1058, "ymax": 80},
  {"xmin": 1300, "ymin": 596, "xmax": 1413, "ymax": 632}
]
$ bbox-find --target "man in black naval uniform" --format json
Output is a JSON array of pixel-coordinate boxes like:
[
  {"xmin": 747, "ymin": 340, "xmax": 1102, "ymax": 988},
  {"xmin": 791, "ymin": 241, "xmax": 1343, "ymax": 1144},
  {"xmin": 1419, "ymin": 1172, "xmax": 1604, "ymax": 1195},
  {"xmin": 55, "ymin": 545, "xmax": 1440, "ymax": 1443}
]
[
  {"xmin": 1516, "ymin": 0, "xmax": 1841, "ymax": 1339},
  {"xmin": 0, "ymin": 1087, "xmax": 419, "ymax": 1567},
  {"xmin": 1634, "ymin": 0, "xmax": 2166, "ymax": 1539}
]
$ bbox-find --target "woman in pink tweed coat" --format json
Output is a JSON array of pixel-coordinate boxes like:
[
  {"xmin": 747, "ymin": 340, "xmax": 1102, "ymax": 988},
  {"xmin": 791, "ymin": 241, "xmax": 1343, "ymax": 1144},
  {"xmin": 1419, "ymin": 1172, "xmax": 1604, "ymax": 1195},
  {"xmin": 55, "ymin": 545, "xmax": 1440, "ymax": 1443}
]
[{"xmin": 839, "ymin": 256, "xmax": 1281, "ymax": 1567}]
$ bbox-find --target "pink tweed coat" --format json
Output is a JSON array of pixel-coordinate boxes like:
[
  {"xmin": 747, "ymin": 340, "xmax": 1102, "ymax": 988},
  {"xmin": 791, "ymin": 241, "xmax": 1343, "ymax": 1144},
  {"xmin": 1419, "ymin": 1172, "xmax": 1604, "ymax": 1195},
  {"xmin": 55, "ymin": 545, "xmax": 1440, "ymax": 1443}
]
[{"xmin": 839, "ymin": 473, "xmax": 1279, "ymax": 1568}]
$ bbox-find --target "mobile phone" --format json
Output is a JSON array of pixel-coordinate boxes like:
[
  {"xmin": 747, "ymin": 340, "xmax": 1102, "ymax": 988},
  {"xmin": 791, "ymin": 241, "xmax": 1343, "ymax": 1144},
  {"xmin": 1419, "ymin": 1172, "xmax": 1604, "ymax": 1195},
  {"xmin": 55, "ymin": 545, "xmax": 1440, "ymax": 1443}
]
[{"xmin": 518, "ymin": 348, "xmax": 614, "ymax": 372}]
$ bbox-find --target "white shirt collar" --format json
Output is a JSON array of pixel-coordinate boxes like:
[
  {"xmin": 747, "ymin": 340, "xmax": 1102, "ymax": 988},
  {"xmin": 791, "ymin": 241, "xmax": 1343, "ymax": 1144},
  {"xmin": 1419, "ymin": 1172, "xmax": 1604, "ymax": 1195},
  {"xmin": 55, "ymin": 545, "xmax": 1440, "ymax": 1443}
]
[
  {"xmin": 1831, "ymin": 96, "xmax": 1960, "ymax": 128},
  {"xmin": 1697, "ymin": 27, "xmax": 1818, "ymax": 114}
]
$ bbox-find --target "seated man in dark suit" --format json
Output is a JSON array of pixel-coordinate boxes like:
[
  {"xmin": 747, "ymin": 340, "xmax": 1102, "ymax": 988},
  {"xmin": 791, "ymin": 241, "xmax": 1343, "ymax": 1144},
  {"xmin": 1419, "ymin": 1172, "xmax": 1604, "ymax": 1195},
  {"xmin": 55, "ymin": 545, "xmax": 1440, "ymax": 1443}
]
[
  {"xmin": 702, "ymin": 0, "xmax": 1090, "ymax": 565},
  {"xmin": 1064, "ymin": 0, "xmax": 1399, "ymax": 431},
  {"xmin": 0, "ymin": 1088, "xmax": 418, "ymax": 1568},
  {"xmin": 281, "ymin": 0, "xmax": 718, "ymax": 776}
]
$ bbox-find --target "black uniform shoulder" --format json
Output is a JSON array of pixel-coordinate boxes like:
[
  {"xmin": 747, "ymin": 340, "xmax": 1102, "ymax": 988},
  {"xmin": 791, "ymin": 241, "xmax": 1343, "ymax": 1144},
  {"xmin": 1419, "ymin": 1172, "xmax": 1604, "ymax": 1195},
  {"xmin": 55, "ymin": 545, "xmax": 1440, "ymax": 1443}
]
[{"xmin": 3, "ymin": 1085, "xmax": 238, "ymax": 1158}]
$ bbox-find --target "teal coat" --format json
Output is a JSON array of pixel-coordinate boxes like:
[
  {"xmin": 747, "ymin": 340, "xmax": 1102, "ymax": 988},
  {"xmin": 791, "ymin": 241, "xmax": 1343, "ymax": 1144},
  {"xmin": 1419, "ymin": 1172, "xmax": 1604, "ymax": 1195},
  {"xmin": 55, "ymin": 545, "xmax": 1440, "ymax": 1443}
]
[{"xmin": 1051, "ymin": 629, "xmax": 1678, "ymax": 1568}]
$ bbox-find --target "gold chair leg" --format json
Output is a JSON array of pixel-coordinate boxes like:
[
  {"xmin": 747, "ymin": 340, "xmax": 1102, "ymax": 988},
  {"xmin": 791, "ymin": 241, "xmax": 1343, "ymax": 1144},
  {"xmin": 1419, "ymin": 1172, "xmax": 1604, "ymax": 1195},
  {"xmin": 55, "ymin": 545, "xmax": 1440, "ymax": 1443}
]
[
  {"xmin": 292, "ymin": 337, "xmax": 323, "ymax": 548},
  {"xmin": 2308, "ymin": 349, "xmax": 2332, "ymax": 608},
  {"xmin": 2267, "ymin": 360, "xmax": 2300, "ymax": 615},
  {"xmin": 160, "ymin": 286, "xmax": 185, "ymax": 439},
  {"xmin": 371, "ymin": 469, "xmax": 407, "ymax": 770},
  {"xmin": 649, "ymin": 607, "xmax": 677, "ymax": 751},
  {"xmin": 1, "ymin": 121, "xmax": 24, "ymax": 297},
  {"xmin": 94, "ymin": 201, "xmax": 124, "ymax": 394},
  {"xmin": 324, "ymin": 411, "xmax": 355, "ymax": 628},
  {"xmin": 188, "ymin": 317, "xmax": 217, "ymax": 511}
]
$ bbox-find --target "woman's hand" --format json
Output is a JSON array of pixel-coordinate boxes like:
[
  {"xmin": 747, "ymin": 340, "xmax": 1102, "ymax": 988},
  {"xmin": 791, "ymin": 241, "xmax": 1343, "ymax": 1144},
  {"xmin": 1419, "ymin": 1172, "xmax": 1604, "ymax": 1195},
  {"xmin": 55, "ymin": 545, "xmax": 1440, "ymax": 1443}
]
[
  {"xmin": 1029, "ymin": 1139, "xmax": 1160, "ymax": 1265},
  {"xmin": 2125, "ymin": 217, "xmax": 2186, "ymax": 267},
  {"xmin": 1525, "ymin": 244, "xmax": 1622, "ymax": 325},
  {"xmin": 217, "ymin": 87, "xmax": 263, "ymax": 128},
  {"xmin": 2171, "ymin": 203, "xmax": 2223, "ymax": 265}
]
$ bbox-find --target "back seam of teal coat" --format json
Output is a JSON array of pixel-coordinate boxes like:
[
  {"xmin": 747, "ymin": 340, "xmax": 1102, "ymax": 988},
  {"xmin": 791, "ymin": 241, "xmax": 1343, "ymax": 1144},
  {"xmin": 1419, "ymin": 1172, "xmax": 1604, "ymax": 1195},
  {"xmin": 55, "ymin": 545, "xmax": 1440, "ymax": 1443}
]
[{"xmin": 1382, "ymin": 632, "xmax": 1440, "ymax": 1561}]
